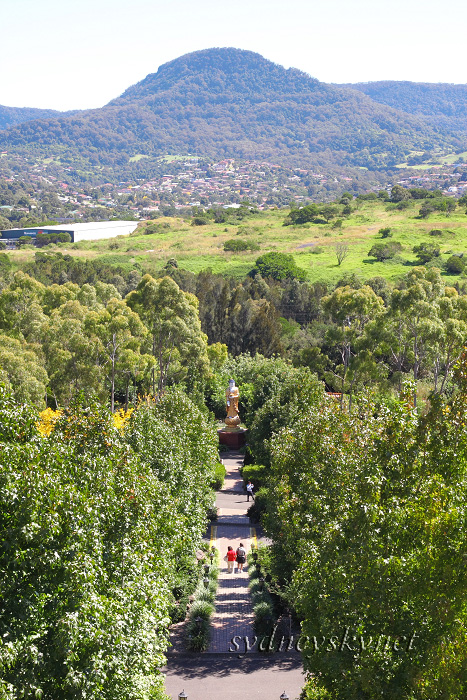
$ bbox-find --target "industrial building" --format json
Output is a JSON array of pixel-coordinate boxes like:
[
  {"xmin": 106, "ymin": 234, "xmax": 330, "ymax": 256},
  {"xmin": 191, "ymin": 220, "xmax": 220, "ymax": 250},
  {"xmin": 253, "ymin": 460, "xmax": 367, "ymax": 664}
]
[{"xmin": 0, "ymin": 220, "xmax": 140, "ymax": 246}]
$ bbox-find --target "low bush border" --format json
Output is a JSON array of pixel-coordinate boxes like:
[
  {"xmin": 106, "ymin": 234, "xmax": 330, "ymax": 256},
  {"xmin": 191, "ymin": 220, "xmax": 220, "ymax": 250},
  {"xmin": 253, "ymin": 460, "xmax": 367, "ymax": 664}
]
[
  {"xmin": 211, "ymin": 461, "xmax": 226, "ymax": 490},
  {"xmin": 248, "ymin": 546, "xmax": 276, "ymax": 640},
  {"xmin": 185, "ymin": 547, "xmax": 220, "ymax": 651}
]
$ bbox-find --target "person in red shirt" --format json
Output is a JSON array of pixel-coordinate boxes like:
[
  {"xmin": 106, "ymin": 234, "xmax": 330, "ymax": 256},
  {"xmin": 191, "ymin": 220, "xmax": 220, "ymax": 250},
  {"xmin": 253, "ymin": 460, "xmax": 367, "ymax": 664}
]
[{"xmin": 226, "ymin": 546, "xmax": 236, "ymax": 573}]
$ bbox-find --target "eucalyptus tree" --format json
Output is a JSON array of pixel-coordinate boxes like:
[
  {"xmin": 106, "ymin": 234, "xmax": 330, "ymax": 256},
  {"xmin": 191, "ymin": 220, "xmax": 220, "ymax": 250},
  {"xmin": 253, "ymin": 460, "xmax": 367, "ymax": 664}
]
[
  {"xmin": 0, "ymin": 334, "xmax": 48, "ymax": 406},
  {"xmin": 431, "ymin": 289, "xmax": 467, "ymax": 393},
  {"xmin": 40, "ymin": 300, "xmax": 105, "ymax": 406},
  {"xmin": 0, "ymin": 271, "xmax": 45, "ymax": 337},
  {"xmin": 41, "ymin": 282, "xmax": 79, "ymax": 314},
  {"xmin": 322, "ymin": 284, "xmax": 385, "ymax": 409},
  {"xmin": 369, "ymin": 268, "xmax": 445, "ymax": 403},
  {"xmin": 126, "ymin": 275, "xmax": 209, "ymax": 395},
  {"xmin": 85, "ymin": 298, "xmax": 151, "ymax": 412}
]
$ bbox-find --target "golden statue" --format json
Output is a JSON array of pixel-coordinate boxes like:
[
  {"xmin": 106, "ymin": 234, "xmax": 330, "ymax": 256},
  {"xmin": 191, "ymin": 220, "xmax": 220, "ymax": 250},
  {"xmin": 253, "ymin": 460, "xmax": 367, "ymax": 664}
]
[{"xmin": 225, "ymin": 379, "xmax": 241, "ymax": 427}]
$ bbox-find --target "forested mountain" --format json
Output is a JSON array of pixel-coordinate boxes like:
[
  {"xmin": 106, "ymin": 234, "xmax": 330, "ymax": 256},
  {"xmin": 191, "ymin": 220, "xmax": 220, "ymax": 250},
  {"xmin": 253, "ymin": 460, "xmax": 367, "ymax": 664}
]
[
  {"xmin": 0, "ymin": 48, "xmax": 464, "ymax": 172},
  {"xmin": 0, "ymin": 105, "xmax": 68, "ymax": 130},
  {"xmin": 343, "ymin": 80, "xmax": 467, "ymax": 140}
]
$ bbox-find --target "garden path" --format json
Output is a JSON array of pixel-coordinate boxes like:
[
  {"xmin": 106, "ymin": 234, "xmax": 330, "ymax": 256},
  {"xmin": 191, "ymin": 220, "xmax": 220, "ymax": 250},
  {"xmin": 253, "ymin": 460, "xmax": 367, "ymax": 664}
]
[{"xmin": 163, "ymin": 450, "xmax": 304, "ymax": 700}]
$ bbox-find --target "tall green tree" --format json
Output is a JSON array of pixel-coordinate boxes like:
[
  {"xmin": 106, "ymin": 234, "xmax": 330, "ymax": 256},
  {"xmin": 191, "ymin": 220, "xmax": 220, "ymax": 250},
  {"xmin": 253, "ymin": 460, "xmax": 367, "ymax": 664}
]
[
  {"xmin": 265, "ymin": 367, "xmax": 467, "ymax": 699},
  {"xmin": 85, "ymin": 298, "xmax": 151, "ymax": 412},
  {"xmin": 0, "ymin": 388, "xmax": 176, "ymax": 700},
  {"xmin": 0, "ymin": 272, "xmax": 45, "ymax": 337},
  {"xmin": 0, "ymin": 335, "xmax": 48, "ymax": 407},
  {"xmin": 370, "ymin": 268, "xmax": 444, "ymax": 403},
  {"xmin": 40, "ymin": 300, "xmax": 105, "ymax": 406},
  {"xmin": 322, "ymin": 284, "xmax": 384, "ymax": 409},
  {"xmin": 126, "ymin": 275, "xmax": 209, "ymax": 395}
]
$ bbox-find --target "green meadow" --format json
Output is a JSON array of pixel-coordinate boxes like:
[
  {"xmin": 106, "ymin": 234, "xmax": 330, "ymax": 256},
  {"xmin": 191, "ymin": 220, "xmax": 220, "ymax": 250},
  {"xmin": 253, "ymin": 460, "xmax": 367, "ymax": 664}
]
[{"xmin": 10, "ymin": 199, "xmax": 467, "ymax": 285}]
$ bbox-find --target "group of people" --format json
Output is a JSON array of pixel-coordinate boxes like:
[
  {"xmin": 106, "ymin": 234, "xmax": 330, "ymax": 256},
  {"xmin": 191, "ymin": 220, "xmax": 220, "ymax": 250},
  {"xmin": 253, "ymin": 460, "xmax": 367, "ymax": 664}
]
[
  {"xmin": 226, "ymin": 543, "xmax": 247, "ymax": 573},
  {"xmin": 224, "ymin": 481, "xmax": 254, "ymax": 573}
]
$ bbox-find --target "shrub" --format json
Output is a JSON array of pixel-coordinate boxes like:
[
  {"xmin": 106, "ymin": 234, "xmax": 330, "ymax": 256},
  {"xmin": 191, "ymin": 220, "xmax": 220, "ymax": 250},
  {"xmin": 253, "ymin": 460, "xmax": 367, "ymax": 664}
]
[
  {"xmin": 253, "ymin": 600, "xmax": 274, "ymax": 621},
  {"xmin": 413, "ymin": 242, "xmax": 441, "ymax": 264},
  {"xmin": 248, "ymin": 549, "xmax": 276, "ymax": 638},
  {"xmin": 192, "ymin": 217, "xmax": 209, "ymax": 226},
  {"xmin": 301, "ymin": 678, "xmax": 334, "ymax": 699},
  {"xmin": 242, "ymin": 464, "xmax": 268, "ymax": 489},
  {"xmin": 247, "ymin": 486, "xmax": 268, "ymax": 523},
  {"xmin": 224, "ymin": 238, "xmax": 259, "ymax": 252},
  {"xmin": 189, "ymin": 600, "xmax": 215, "ymax": 620},
  {"xmin": 185, "ymin": 548, "xmax": 219, "ymax": 651},
  {"xmin": 378, "ymin": 227, "xmax": 392, "ymax": 238},
  {"xmin": 251, "ymin": 252, "xmax": 306, "ymax": 281},
  {"xmin": 367, "ymin": 241, "xmax": 403, "ymax": 261},
  {"xmin": 196, "ymin": 588, "xmax": 214, "ymax": 602},
  {"xmin": 445, "ymin": 255, "xmax": 465, "ymax": 274},
  {"xmin": 224, "ymin": 238, "xmax": 249, "ymax": 252},
  {"xmin": 186, "ymin": 617, "xmax": 210, "ymax": 650},
  {"xmin": 419, "ymin": 202, "xmax": 435, "ymax": 218},
  {"xmin": 430, "ymin": 229, "xmax": 444, "ymax": 236},
  {"xmin": 395, "ymin": 199, "xmax": 411, "ymax": 210},
  {"xmin": 211, "ymin": 462, "xmax": 226, "ymax": 489}
]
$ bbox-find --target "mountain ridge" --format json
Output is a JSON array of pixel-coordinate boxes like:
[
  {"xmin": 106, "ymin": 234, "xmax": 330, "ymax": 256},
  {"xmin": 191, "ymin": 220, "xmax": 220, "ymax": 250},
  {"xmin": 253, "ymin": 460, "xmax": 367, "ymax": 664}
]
[
  {"xmin": 0, "ymin": 48, "xmax": 465, "ymax": 173},
  {"xmin": 340, "ymin": 80, "xmax": 467, "ymax": 141}
]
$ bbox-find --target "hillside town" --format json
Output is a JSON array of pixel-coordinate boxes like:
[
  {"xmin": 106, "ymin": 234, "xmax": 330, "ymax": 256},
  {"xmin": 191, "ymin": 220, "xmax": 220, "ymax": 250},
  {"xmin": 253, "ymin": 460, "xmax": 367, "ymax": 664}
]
[{"xmin": 0, "ymin": 152, "xmax": 466, "ymax": 229}]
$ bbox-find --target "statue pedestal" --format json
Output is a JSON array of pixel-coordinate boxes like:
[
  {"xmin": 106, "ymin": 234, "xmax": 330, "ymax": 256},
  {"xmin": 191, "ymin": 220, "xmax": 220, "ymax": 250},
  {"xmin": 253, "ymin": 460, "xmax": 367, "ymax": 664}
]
[{"xmin": 218, "ymin": 426, "xmax": 247, "ymax": 450}]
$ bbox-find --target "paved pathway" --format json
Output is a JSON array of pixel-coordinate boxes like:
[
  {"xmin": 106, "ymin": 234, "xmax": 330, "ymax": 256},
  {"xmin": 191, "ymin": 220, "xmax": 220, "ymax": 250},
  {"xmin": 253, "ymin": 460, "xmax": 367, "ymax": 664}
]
[
  {"xmin": 163, "ymin": 450, "xmax": 304, "ymax": 699},
  {"xmin": 207, "ymin": 451, "xmax": 255, "ymax": 653}
]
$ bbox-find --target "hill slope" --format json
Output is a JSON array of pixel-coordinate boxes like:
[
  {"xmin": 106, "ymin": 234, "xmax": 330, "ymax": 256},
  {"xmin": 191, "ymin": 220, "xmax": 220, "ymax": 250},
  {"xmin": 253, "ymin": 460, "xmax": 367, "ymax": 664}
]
[
  {"xmin": 0, "ymin": 49, "xmax": 465, "ymax": 171},
  {"xmin": 342, "ymin": 80, "xmax": 467, "ymax": 140},
  {"xmin": 0, "ymin": 105, "xmax": 68, "ymax": 130}
]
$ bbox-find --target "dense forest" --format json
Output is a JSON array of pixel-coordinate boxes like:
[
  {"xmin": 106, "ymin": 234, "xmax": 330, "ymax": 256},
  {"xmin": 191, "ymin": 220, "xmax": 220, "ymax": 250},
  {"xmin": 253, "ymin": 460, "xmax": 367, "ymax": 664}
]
[
  {"xmin": 0, "ymin": 105, "xmax": 67, "ymax": 131},
  {"xmin": 345, "ymin": 80, "xmax": 467, "ymax": 142},
  {"xmin": 0, "ymin": 48, "xmax": 465, "ymax": 174}
]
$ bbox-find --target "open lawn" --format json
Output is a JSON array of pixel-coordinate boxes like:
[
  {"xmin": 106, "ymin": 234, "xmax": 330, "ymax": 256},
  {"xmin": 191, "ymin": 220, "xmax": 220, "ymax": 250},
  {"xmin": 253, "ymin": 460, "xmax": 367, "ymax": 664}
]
[{"xmin": 8, "ymin": 200, "xmax": 467, "ymax": 285}]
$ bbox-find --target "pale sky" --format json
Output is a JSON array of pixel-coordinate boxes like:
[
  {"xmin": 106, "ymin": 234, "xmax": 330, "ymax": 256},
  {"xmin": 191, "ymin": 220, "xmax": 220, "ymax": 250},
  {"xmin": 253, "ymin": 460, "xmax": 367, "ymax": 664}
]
[{"xmin": 1, "ymin": 0, "xmax": 467, "ymax": 111}]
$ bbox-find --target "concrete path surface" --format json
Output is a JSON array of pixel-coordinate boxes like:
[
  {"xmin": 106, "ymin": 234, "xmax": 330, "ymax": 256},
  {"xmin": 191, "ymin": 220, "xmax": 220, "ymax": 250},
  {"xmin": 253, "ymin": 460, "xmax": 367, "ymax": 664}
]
[
  {"xmin": 163, "ymin": 450, "xmax": 305, "ymax": 700},
  {"xmin": 164, "ymin": 655, "xmax": 304, "ymax": 700}
]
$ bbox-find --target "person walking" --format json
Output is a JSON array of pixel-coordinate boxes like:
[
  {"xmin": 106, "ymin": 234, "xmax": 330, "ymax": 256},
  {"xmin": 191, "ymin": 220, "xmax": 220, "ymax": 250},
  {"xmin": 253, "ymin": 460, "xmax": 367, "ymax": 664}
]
[
  {"xmin": 236, "ymin": 543, "xmax": 247, "ymax": 573},
  {"xmin": 226, "ymin": 546, "xmax": 236, "ymax": 573},
  {"xmin": 246, "ymin": 480, "xmax": 255, "ymax": 502}
]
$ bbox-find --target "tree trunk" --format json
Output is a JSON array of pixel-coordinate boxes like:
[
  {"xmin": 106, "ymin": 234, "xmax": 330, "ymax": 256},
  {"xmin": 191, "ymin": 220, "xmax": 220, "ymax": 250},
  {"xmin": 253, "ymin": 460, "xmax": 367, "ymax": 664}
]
[
  {"xmin": 111, "ymin": 333, "xmax": 116, "ymax": 413},
  {"xmin": 125, "ymin": 378, "xmax": 130, "ymax": 412}
]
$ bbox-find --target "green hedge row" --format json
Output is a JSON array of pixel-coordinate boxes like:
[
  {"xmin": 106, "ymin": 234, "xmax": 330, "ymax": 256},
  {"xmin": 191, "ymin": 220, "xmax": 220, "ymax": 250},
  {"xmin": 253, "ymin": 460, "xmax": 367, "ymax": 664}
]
[
  {"xmin": 241, "ymin": 463, "xmax": 268, "ymax": 488},
  {"xmin": 186, "ymin": 548, "xmax": 220, "ymax": 651},
  {"xmin": 248, "ymin": 548, "xmax": 276, "ymax": 638},
  {"xmin": 211, "ymin": 461, "xmax": 226, "ymax": 490}
]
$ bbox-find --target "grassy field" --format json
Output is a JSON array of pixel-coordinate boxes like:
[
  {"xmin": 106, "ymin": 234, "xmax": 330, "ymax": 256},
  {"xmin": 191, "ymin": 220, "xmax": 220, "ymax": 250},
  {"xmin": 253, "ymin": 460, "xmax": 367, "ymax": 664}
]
[{"xmin": 9, "ymin": 200, "xmax": 467, "ymax": 285}]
